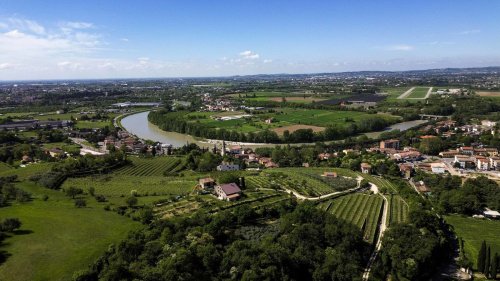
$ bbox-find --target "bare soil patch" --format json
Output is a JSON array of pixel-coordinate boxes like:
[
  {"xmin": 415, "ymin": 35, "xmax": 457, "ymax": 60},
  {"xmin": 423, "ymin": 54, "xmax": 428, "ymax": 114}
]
[
  {"xmin": 272, "ymin": 124, "xmax": 326, "ymax": 135},
  {"xmin": 477, "ymin": 91, "xmax": 500, "ymax": 97}
]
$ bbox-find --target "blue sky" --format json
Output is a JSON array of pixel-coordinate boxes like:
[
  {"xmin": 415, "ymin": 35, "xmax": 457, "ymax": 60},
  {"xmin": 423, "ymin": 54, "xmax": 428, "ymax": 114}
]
[{"xmin": 0, "ymin": 0, "xmax": 499, "ymax": 79}]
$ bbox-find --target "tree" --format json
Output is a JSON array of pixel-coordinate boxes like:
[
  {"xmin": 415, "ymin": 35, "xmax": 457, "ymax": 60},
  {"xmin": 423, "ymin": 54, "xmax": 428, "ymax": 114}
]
[
  {"xmin": 1, "ymin": 218, "xmax": 21, "ymax": 232},
  {"xmin": 126, "ymin": 196, "xmax": 138, "ymax": 207},
  {"xmin": 65, "ymin": 186, "xmax": 83, "ymax": 199},
  {"xmin": 88, "ymin": 186, "xmax": 95, "ymax": 197},
  {"xmin": 479, "ymin": 241, "xmax": 487, "ymax": 273},
  {"xmin": 75, "ymin": 199, "xmax": 86, "ymax": 208},
  {"xmin": 486, "ymin": 246, "xmax": 491, "ymax": 278},
  {"xmin": 491, "ymin": 253, "xmax": 498, "ymax": 280}
]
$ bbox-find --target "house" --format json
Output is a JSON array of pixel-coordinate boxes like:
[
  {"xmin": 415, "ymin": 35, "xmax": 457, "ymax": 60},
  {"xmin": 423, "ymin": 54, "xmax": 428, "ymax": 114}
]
[
  {"xmin": 49, "ymin": 148, "xmax": 65, "ymax": 158},
  {"xmin": 481, "ymin": 120, "xmax": 497, "ymax": 128},
  {"xmin": 399, "ymin": 164, "xmax": 413, "ymax": 179},
  {"xmin": 318, "ymin": 153, "xmax": 331, "ymax": 160},
  {"xmin": 459, "ymin": 146, "xmax": 474, "ymax": 155},
  {"xmin": 476, "ymin": 156, "xmax": 490, "ymax": 171},
  {"xmin": 199, "ymin": 178, "xmax": 216, "ymax": 189},
  {"xmin": 489, "ymin": 156, "xmax": 500, "ymax": 170},
  {"xmin": 360, "ymin": 163, "xmax": 371, "ymax": 174},
  {"xmin": 265, "ymin": 118, "xmax": 274, "ymax": 124},
  {"xmin": 483, "ymin": 208, "xmax": 500, "ymax": 219},
  {"xmin": 217, "ymin": 163, "xmax": 240, "ymax": 171},
  {"xmin": 439, "ymin": 149, "xmax": 460, "ymax": 158},
  {"xmin": 21, "ymin": 155, "xmax": 32, "ymax": 164},
  {"xmin": 380, "ymin": 139, "xmax": 400, "ymax": 150},
  {"xmin": 454, "ymin": 155, "xmax": 476, "ymax": 169},
  {"xmin": 264, "ymin": 161, "xmax": 279, "ymax": 168},
  {"xmin": 322, "ymin": 171, "xmax": 337, "ymax": 178},
  {"xmin": 215, "ymin": 183, "xmax": 242, "ymax": 201},
  {"xmin": 430, "ymin": 162, "xmax": 446, "ymax": 174},
  {"xmin": 415, "ymin": 180, "xmax": 431, "ymax": 194}
]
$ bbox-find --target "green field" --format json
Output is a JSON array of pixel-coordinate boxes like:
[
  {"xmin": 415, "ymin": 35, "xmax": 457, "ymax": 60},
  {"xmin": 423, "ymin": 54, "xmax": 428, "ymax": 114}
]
[
  {"xmin": 407, "ymin": 87, "xmax": 430, "ymax": 99},
  {"xmin": 188, "ymin": 108, "xmax": 398, "ymax": 134},
  {"xmin": 446, "ymin": 215, "xmax": 500, "ymax": 269},
  {"xmin": 63, "ymin": 174, "xmax": 196, "ymax": 197},
  {"xmin": 0, "ymin": 181, "xmax": 140, "ymax": 281},
  {"xmin": 388, "ymin": 195, "xmax": 409, "ymax": 226},
  {"xmin": 380, "ymin": 87, "xmax": 412, "ymax": 102},
  {"xmin": 114, "ymin": 156, "xmax": 185, "ymax": 176},
  {"xmin": 318, "ymin": 193, "xmax": 384, "ymax": 244},
  {"xmin": 0, "ymin": 162, "xmax": 53, "ymax": 180},
  {"xmin": 248, "ymin": 168, "xmax": 360, "ymax": 197}
]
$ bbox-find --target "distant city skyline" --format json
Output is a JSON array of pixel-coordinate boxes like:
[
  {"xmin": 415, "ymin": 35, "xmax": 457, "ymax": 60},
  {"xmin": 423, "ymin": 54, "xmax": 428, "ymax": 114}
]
[{"xmin": 1, "ymin": 0, "xmax": 500, "ymax": 80}]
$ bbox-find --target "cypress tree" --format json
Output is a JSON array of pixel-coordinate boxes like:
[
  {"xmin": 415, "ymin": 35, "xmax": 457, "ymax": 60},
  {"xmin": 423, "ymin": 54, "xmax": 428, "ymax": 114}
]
[
  {"xmin": 478, "ymin": 241, "xmax": 487, "ymax": 272},
  {"xmin": 491, "ymin": 253, "xmax": 498, "ymax": 280},
  {"xmin": 485, "ymin": 246, "xmax": 491, "ymax": 278}
]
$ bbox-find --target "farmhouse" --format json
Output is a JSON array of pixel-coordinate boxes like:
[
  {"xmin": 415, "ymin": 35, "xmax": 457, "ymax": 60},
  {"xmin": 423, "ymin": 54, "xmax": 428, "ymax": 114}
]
[
  {"xmin": 199, "ymin": 178, "xmax": 215, "ymax": 189},
  {"xmin": 360, "ymin": 163, "xmax": 371, "ymax": 174},
  {"xmin": 215, "ymin": 183, "xmax": 242, "ymax": 201},
  {"xmin": 49, "ymin": 148, "xmax": 65, "ymax": 158}
]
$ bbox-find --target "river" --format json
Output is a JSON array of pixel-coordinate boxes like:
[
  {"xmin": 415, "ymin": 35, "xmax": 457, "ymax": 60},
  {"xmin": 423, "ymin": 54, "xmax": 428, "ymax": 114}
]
[{"xmin": 120, "ymin": 111, "xmax": 427, "ymax": 148}]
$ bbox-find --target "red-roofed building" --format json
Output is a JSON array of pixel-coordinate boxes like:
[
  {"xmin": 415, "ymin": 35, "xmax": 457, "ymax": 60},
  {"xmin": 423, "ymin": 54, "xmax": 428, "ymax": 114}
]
[{"xmin": 215, "ymin": 183, "xmax": 242, "ymax": 201}]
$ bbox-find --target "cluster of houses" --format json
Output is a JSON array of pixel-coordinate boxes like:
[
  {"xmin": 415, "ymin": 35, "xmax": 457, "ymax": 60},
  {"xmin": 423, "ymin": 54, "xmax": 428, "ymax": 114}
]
[
  {"xmin": 439, "ymin": 146, "xmax": 499, "ymax": 170},
  {"xmin": 214, "ymin": 142, "xmax": 280, "ymax": 169},
  {"xmin": 198, "ymin": 177, "xmax": 243, "ymax": 201},
  {"xmin": 201, "ymin": 93, "xmax": 237, "ymax": 112},
  {"xmin": 368, "ymin": 139, "xmax": 423, "ymax": 162},
  {"xmin": 103, "ymin": 130, "xmax": 171, "ymax": 154},
  {"xmin": 430, "ymin": 119, "xmax": 497, "ymax": 138}
]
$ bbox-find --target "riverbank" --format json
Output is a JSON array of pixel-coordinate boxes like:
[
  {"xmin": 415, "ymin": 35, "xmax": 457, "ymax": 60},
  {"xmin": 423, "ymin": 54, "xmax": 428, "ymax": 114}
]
[{"xmin": 120, "ymin": 111, "xmax": 428, "ymax": 148}]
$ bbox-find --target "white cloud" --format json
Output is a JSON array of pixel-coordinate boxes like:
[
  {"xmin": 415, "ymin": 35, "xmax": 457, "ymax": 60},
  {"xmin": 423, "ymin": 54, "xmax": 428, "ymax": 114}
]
[
  {"xmin": 458, "ymin": 29, "xmax": 481, "ymax": 35},
  {"xmin": 385, "ymin": 44, "xmax": 414, "ymax": 51},
  {"xmin": 5, "ymin": 17, "xmax": 46, "ymax": 35},
  {"xmin": 61, "ymin": 21, "xmax": 94, "ymax": 29},
  {"xmin": 263, "ymin": 59, "xmax": 273, "ymax": 63},
  {"xmin": 239, "ymin": 50, "xmax": 260, "ymax": 59},
  {"xmin": 120, "ymin": 38, "xmax": 129, "ymax": 42},
  {"xmin": 0, "ymin": 63, "xmax": 14, "ymax": 70}
]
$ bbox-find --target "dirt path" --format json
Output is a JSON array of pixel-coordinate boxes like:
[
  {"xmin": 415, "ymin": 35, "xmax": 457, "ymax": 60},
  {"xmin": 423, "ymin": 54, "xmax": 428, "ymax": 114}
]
[
  {"xmin": 424, "ymin": 87, "xmax": 434, "ymax": 99},
  {"xmin": 397, "ymin": 87, "xmax": 416, "ymax": 99},
  {"xmin": 276, "ymin": 176, "xmax": 365, "ymax": 201},
  {"xmin": 362, "ymin": 183, "xmax": 388, "ymax": 281}
]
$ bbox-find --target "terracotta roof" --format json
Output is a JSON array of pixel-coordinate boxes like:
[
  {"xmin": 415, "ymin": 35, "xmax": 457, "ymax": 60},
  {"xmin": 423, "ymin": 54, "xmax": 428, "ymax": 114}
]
[{"xmin": 219, "ymin": 183, "xmax": 241, "ymax": 195}]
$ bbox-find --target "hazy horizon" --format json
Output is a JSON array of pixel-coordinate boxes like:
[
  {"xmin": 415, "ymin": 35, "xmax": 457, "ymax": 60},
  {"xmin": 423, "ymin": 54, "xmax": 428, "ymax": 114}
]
[{"xmin": 1, "ymin": 0, "xmax": 500, "ymax": 80}]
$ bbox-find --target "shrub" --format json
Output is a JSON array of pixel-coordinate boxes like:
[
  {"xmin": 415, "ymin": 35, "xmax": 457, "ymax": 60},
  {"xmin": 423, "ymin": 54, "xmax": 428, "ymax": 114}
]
[{"xmin": 75, "ymin": 199, "xmax": 86, "ymax": 208}]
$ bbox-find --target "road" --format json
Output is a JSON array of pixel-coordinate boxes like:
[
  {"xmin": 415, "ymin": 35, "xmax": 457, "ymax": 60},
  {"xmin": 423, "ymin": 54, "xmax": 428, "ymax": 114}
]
[
  {"xmin": 424, "ymin": 87, "xmax": 434, "ymax": 99},
  {"xmin": 70, "ymin": 137, "xmax": 107, "ymax": 155},
  {"xmin": 397, "ymin": 87, "xmax": 416, "ymax": 99},
  {"xmin": 362, "ymin": 184, "xmax": 388, "ymax": 281},
  {"xmin": 275, "ymin": 176, "xmax": 365, "ymax": 201}
]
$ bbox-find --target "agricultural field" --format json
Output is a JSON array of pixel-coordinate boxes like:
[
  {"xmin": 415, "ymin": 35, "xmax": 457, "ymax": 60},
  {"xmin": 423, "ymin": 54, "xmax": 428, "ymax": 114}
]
[
  {"xmin": 387, "ymin": 195, "xmax": 409, "ymax": 226},
  {"xmin": 228, "ymin": 91, "xmax": 333, "ymax": 104},
  {"xmin": 318, "ymin": 193, "xmax": 384, "ymax": 244},
  {"xmin": 186, "ymin": 108, "xmax": 399, "ymax": 135},
  {"xmin": 380, "ymin": 87, "xmax": 412, "ymax": 102},
  {"xmin": 249, "ymin": 168, "xmax": 359, "ymax": 197},
  {"xmin": 62, "ymin": 174, "xmax": 196, "ymax": 197},
  {"xmin": 406, "ymin": 87, "xmax": 431, "ymax": 99},
  {"xmin": 114, "ymin": 156, "xmax": 185, "ymax": 176},
  {"xmin": 445, "ymin": 215, "xmax": 500, "ymax": 269},
  {"xmin": 0, "ymin": 181, "xmax": 140, "ymax": 281},
  {"xmin": 0, "ymin": 162, "xmax": 53, "ymax": 180}
]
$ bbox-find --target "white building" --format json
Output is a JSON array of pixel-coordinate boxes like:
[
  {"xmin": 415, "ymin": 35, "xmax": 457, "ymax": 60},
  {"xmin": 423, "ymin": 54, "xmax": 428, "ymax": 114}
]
[
  {"xmin": 430, "ymin": 163, "xmax": 446, "ymax": 174},
  {"xmin": 216, "ymin": 163, "xmax": 240, "ymax": 171}
]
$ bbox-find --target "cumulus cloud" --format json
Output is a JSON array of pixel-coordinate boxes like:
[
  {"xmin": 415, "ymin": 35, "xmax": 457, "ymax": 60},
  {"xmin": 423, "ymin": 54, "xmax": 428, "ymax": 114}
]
[
  {"xmin": 61, "ymin": 21, "xmax": 94, "ymax": 29},
  {"xmin": 385, "ymin": 44, "xmax": 414, "ymax": 51},
  {"xmin": 239, "ymin": 50, "xmax": 260, "ymax": 59}
]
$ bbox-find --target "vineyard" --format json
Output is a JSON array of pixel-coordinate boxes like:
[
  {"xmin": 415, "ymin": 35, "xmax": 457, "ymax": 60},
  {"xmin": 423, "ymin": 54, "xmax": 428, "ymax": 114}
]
[
  {"xmin": 62, "ymin": 175, "xmax": 196, "ymax": 197},
  {"xmin": 388, "ymin": 195, "xmax": 409, "ymax": 226},
  {"xmin": 247, "ymin": 168, "xmax": 359, "ymax": 197},
  {"xmin": 114, "ymin": 156, "xmax": 185, "ymax": 177},
  {"xmin": 318, "ymin": 193, "xmax": 384, "ymax": 244}
]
